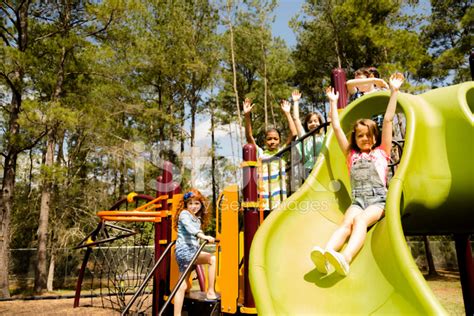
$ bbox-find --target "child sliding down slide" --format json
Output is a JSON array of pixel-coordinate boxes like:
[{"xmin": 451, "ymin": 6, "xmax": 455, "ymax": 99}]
[{"xmin": 311, "ymin": 73, "xmax": 404, "ymax": 276}]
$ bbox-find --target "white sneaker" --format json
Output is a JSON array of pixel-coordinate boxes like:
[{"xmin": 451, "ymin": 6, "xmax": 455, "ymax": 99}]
[
  {"xmin": 325, "ymin": 249, "xmax": 350, "ymax": 276},
  {"xmin": 310, "ymin": 246, "xmax": 329, "ymax": 274}
]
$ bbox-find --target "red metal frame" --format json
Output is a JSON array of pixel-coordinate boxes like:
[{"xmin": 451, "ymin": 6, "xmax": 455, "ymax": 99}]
[
  {"xmin": 154, "ymin": 162, "xmax": 173, "ymax": 315},
  {"xmin": 242, "ymin": 143, "xmax": 259, "ymax": 308},
  {"xmin": 331, "ymin": 67, "xmax": 348, "ymax": 109},
  {"xmin": 454, "ymin": 234, "xmax": 474, "ymax": 315}
]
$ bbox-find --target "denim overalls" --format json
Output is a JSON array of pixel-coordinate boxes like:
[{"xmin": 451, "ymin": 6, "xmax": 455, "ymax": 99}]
[{"xmin": 350, "ymin": 155, "xmax": 387, "ymax": 210}]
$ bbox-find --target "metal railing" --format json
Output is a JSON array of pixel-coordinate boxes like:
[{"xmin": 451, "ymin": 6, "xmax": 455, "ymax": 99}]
[
  {"xmin": 260, "ymin": 122, "xmax": 330, "ymax": 210},
  {"xmin": 157, "ymin": 241, "xmax": 212, "ymax": 316},
  {"xmin": 121, "ymin": 240, "xmax": 176, "ymax": 315},
  {"xmin": 258, "ymin": 123, "xmax": 405, "ymax": 210}
]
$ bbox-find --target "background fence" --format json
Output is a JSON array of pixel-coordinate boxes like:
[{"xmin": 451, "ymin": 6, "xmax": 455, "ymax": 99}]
[{"xmin": 8, "ymin": 240, "xmax": 472, "ymax": 293}]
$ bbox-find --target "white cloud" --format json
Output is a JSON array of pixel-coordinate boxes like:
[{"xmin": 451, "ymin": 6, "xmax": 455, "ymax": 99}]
[{"xmin": 193, "ymin": 118, "xmax": 244, "ymax": 161}]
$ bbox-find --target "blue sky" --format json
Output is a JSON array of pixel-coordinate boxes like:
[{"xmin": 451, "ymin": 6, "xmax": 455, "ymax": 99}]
[{"xmin": 271, "ymin": 0, "xmax": 304, "ymax": 48}]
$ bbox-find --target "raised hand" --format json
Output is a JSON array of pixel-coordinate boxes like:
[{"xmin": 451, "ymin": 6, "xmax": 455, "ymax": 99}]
[
  {"xmin": 389, "ymin": 73, "xmax": 404, "ymax": 92},
  {"xmin": 292, "ymin": 90, "xmax": 301, "ymax": 102},
  {"xmin": 243, "ymin": 98, "xmax": 254, "ymax": 114},
  {"xmin": 281, "ymin": 99, "xmax": 291, "ymax": 113},
  {"xmin": 326, "ymin": 86, "xmax": 339, "ymax": 103}
]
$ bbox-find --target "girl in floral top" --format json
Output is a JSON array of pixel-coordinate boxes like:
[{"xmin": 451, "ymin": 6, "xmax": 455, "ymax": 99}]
[{"xmin": 291, "ymin": 89, "xmax": 325, "ymax": 178}]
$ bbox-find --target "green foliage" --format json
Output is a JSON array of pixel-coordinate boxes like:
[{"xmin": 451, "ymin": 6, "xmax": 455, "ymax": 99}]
[
  {"xmin": 421, "ymin": 0, "xmax": 473, "ymax": 84},
  {"xmin": 218, "ymin": 0, "xmax": 296, "ymax": 145},
  {"xmin": 292, "ymin": 0, "xmax": 431, "ymax": 108}
]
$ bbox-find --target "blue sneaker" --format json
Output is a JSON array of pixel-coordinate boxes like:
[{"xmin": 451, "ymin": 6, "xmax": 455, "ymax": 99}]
[
  {"xmin": 325, "ymin": 249, "xmax": 350, "ymax": 276},
  {"xmin": 310, "ymin": 246, "xmax": 329, "ymax": 274}
]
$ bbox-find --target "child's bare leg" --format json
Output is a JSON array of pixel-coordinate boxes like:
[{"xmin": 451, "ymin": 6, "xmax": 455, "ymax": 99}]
[
  {"xmin": 207, "ymin": 256, "xmax": 216, "ymax": 297},
  {"xmin": 341, "ymin": 205, "xmax": 384, "ymax": 263},
  {"xmin": 325, "ymin": 206, "xmax": 362, "ymax": 251},
  {"xmin": 196, "ymin": 252, "xmax": 217, "ymax": 299},
  {"xmin": 173, "ymin": 275, "xmax": 188, "ymax": 316}
]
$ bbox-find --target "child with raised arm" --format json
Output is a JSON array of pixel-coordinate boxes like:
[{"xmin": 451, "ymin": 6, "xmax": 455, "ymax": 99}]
[
  {"xmin": 311, "ymin": 73, "xmax": 404, "ymax": 276},
  {"xmin": 174, "ymin": 189, "xmax": 217, "ymax": 316},
  {"xmin": 346, "ymin": 67, "xmax": 389, "ymax": 101},
  {"xmin": 244, "ymin": 98, "xmax": 298, "ymax": 212},
  {"xmin": 291, "ymin": 90, "xmax": 325, "ymax": 177}
]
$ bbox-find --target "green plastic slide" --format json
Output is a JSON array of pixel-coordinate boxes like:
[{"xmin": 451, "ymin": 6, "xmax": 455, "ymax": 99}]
[{"xmin": 249, "ymin": 82, "xmax": 474, "ymax": 315}]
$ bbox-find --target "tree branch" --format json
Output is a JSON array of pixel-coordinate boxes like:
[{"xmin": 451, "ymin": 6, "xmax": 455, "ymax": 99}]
[
  {"xmin": 1, "ymin": 1, "xmax": 16, "ymax": 16},
  {"xmin": 0, "ymin": 72, "xmax": 20, "ymax": 104},
  {"xmin": 32, "ymin": 30, "xmax": 62, "ymax": 43},
  {"xmin": 0, "ymin": 25, "xmax": 15, "ymax": 46},
  {"xmin": 87, "ymin": 11, "xmax": 114, "ymax": 37},
  {"xmin": 15, "ymin": 129, "xmax": 48, "ymax": 155}
]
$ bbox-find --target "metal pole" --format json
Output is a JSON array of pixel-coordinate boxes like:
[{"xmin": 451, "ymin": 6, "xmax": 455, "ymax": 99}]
[
  {"xmin": 242, "ymin": 144, "xmax": 259, "ymax": 308},
  {"xmin": 73, "ymin": 222, "xmax": 104, "ymax": 308},
  {"xmin": 158, "ymin": 241, "xmax": 209, "ymax": 316},
  {"xmin": 154, "ymin": 161, "xmax": 173, "ymax": 315},
  {"xmin": 121, "ymin": 241, "xmax": 176, "ymax": 316},
  {"xmin": 331, "ymin": 68, "xmax": 348, "ymax": 109}
]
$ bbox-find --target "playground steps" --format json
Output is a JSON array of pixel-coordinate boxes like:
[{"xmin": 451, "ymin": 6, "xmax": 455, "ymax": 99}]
[{"xmin": 181, "ymin": 290, "xmax": 220, "ymax": 316}]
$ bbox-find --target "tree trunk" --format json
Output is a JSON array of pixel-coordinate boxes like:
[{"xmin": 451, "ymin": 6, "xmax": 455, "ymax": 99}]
[
  {"xmin": 47, "ymin": 253, "xmax": 55, "ymax": 292},
  {"xmin": 35, "ymin": 40, "xmax": 67, "ymax": 293},
  {"xmin": 0, "ymin": 77, "xmax": 22, "ymax": 299},
  {"xmin": 326, "ymin": 4, "xmax": 343, "ymax": 69},
  {"xmin": 423, "ymin": 235, "xmax": 438, "ymax": 277},
  {"xmin": 270, "ymin": 98, "xmax": 276, "ymax": 127},
  {"xmin": 0, "ymin": 1, "xmax": 30, "ymax": 298},
  {"xmin": 210, "ymin": 100, "xmax": 217, "ymax": 210},
  {"xmin": 119, "ymin": 157, "xmax": 126, "ymax": 197},
  {"xmin": 226, "ymin": 0, "xmax": 242, "ymax": 145},
  {"xmin": 0, "ymin": 154, "xmax": 17, "ymax": 299},
  {"xmin": 180, "ymin": 105, "xmax": 186, "ymax": 179},
  {"xmin": 35, "ymin": 133, "xmax": 55, "ymax": 293},
  {"xmin": 190, "ymin": 100, "xmax": 196, "ymax": 148},
  {"xmin": 190, "ymin": 97, "xmax": 197, "ymax": 187},
  {"xmin": 0, "ymin": 90, "xmax": 21, "ymax": 297},
  {"xmin": 261, "ymin": 25, "xmax": 269, "ymax": 131}
]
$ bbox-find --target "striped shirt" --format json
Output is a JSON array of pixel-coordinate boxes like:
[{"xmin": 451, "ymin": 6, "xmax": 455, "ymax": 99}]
[{"xmin": 257, "ymin": 146, "xmax": 287, "ymax": 211}]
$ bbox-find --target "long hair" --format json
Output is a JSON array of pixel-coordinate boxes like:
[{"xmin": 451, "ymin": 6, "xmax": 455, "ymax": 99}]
[
  {"xmin": 173, "ymin": 188, "xmax": 211, "ymax": 231},
  {"xmin": 303, "ymin": 112, "xmax": 325, "ymax": 133},
  {"xmin": 349, "ymin": 119, "xmax": 380, "ymax": 151}
]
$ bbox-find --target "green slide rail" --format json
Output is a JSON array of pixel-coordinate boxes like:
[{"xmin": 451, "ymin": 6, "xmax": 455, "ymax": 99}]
[{"xmin": 249, "ymin": 82, "xmax": 474, "ymax": 315}]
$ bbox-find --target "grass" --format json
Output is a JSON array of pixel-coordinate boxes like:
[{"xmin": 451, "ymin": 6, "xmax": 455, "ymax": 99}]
[{"xmin": 424, "ymin": 270, "xmax": 464, "ymax": 315}]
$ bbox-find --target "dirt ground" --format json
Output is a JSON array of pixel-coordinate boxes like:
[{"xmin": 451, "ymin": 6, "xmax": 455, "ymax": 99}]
[
  {"xmin": 0, "ymin": 298, "xmax": 119, "ymax": 315},
  {"xmin": 0, "ymin": 271, "xmax": 464, "ymax": 315},
  {"xmin": 423, "ymin": 270, "xmax": 464, "ymax": 315}
]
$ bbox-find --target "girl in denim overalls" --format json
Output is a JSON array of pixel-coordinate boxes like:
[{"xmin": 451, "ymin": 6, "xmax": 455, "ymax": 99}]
[{"xmin": 311, "ymin": 73, "xmax": 405, "ymax": 276}]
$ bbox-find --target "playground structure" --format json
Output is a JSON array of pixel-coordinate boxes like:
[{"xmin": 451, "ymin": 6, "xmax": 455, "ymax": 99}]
[
  {"xmin": 249, "ymin": 81, "xmax": 474, "ymax": 314},
  {"xmin": 73, "ymin": 80, "xmax": 474, "ymax": 315}
]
